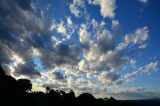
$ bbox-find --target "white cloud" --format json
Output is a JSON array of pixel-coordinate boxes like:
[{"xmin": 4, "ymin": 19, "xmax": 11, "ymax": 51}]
[
  {"xmin": 88, "ymin": 0, "xmax": 116, "ymax": 18},
  {"xmin": 50, "ymin": 18, "xmax": 77, "ymax": 39},
  {"xmin": 124, "ymin": 26, "xmax": 149, "ymax": 45},
  {"xmin": 79, "ymin": 24, "xmax": 91, "ymax": 46},
  {"xmin": 112, "ymin": 20, "xmax": 119, "ymax": 31},
  {"xmin": 130, "ymin": 59, "xmax": 137, "ymax": 64},
  {"xmin": 112, "ymin": 87, "xmax": 160, "ymax": 100},
  {"xmin": 124, "ymin": 61, "xmax": 159, "ymax": 82},
  {"xmin": 31, "ymin": 47, "xmax": 41, "ymax": 56},
  {"xmin": 78, "ymin": 59, "xmax": 88, "ymax": 71},
  {"xmin": 139, "ymin": 44, "xmax": 147, "ymax": 49},
  {"xmin": 57, "ymin": 22, "xmax": 66, "ymax": 34},
  {"xmin": 32, "ymin": 83, "xmax": 45, "ymax": 92},
  {"xmin": 67, "ymin": 17, "xmax": 73, "ymax": 27},
  {"xmin": 141, "ymin": 61, "xmax": 158, "ymax": 74},
  {"xmin": 139, "ymin": 0, "xmax": 148, "ymax": 4},
  {"xmin": 70, "ymin": 4, "xmax": 80, "ymax": 17},
  {"xmin": 79, "ymin": 20, "xmax": 127, "ymax": 73},
  {"xmin": 69, "ymin": 0, "xmax": 85, "ymax": 17}
]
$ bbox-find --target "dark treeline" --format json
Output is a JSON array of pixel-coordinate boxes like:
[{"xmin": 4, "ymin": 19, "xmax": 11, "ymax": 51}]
[{"xmin": 0, "ymin": 64, "xmax": 160, "ymax": 106}]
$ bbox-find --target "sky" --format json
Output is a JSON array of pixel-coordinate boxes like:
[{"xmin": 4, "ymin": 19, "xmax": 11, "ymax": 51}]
[{"xmin": 0, "ymin": 0, "xmax": 160, "ymax": 100}]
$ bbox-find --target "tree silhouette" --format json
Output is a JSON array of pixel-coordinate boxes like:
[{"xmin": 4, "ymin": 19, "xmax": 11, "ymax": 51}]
[
  {"xmin": 45, "ymin": 86, "xmax": 50, "ymax": 93},
  {"xmin": 0, "ymin": 63, "xmax": 160, "ymax": 106},
  {"xmin": 17, "ymin": 79, "xmax": 32, "ymax": 92},
  {"xmin": 0, "ymin": 64, "xmax": 5, "ymax": 76},
  {"xmin": 77, "ymin": 93, "xmax": 96, "ymax": 105}
]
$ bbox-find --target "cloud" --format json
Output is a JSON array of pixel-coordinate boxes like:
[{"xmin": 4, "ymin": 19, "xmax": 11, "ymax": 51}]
[
  {"xmin": 130, "ymin": 59, "xmax": 137, "ymax": 64},
  {"xmin": 88, "ymin": 0, "xmax": 116, "ymax": 18},
  {"xmin": 69, "ymin": 0, "xmax": 85, "ymax": 18},
  {"xmin": 41, "ymin": 69, "xmax": 67, "ymax": 88},
  {"xmin": 78, "ymin": 59, "xmax": 88, "ymax": 72},
  {"xmin": 139, "ymin": 44, "xmax": 147, "ymax": 49},
  {"xmin": 124, "ymin": 26, "xmax": 149, "ymax": 45},
  {"xmin": 50, "ymin": 17, "xmax": 77, "ymax": 39},
  {"xmin": 124, "ymin": 61, "xmax": 158, "ymax": 82},
  {"xmin": 78, "ymin": 20, "xmax": 127, "ymax": 72},
  {"xmin": 139, "ymin": 0, "xmax": 148, "ymax": 5},
  {"xmin": 79, "ymin": 24, "xmax": 91, "ymax": 49},
  {"xmin": 112, "ymin": 20, "xmax": 121, "ymax": 40},
  {"xmin": 39, "ymin": 41, "xmax": 80, "ymax": 68},
  {"xmin": 13, "ymin": 61, "xmax": 41, "ymax": 78},
  {"xmin": 98, "ymin": 71, "xmax": 120, "ymax": 85},
  {"xmin": 0, "ymin": 0, "xmax": 81, "ymax": 78},
  {"xmin": 0, "ymin": 0, "xmax": 49, "ymax": 78},
  {"xmin": 52, "ymin": 71, "xmax": 65, "ymax": 80},
  {"xmin": 57, "ymin": 22, "xmax": 67, "ymax": 34},
  {"xmin": 67, "ymin": 17, "xmax": 72, "ymax": 26},
  {"xmin": 112, "ymin": 87, "xmax": 160, "ymax": 100},
  {"xmin": 50, "ymin": 20, "xmax": 67, "ymax": 35},
  {"xmin": 42, "ymin": 83, "xmax": 63, "ymax": 89},
  {"xmin": 141, "ymin": 61, "xmax": 158, "ymax": 74}
]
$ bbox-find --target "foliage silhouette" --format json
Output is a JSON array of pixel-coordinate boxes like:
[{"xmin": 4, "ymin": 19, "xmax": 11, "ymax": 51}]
[
  {"xmin": 17, "ymin": 79, "xmax": 32, "ymax": 92},
  {"xmin": 0, "ymin": 64, "xmax": 160, "ymax": 106}
]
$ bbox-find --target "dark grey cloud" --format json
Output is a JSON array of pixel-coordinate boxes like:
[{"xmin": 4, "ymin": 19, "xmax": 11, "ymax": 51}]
[
  {"xmin": 0, "ymin": 43, "xmax": 11, "ymax": 64},
  {"xmin": 13, "ymin": 61, "xmax": 41, "ymax": 78},
  {"xmin": 14, "ymin": 0, "xmax": 32, "ymax": 10},
  {"xmin": 0, "ymin": 0, "xmax": 48, "ymax": 77},
  {"xmin": 40, "ymin": 41, "xmax": 80, "ymax": 68},
  {"xmin": 97, "ymin": 30, "xmax": 115, "ymax": 53},
  {"xmin": 98, "ymin": 71, "xmax": 120, "ymax": 85},
  {"xmin": 0, "ymin": 0, "xmax": 46, "ymax": 38},
  {"xmin": 42, "ymin": 83, "xmax": 62, "ymax": 89},
  {"xmin": 0, "ymin": 0, "xmax": 81, "ymax": 78}
]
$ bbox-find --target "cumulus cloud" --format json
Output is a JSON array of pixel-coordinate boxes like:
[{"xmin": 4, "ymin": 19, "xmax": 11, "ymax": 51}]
[
  {"xmin": 78, "ymin": 20, "xmax": 127, "ymax": 72},
  {"xmin": 0, "ymin": 0, "xmax": 48, "ymax": 77},
  {"xmin": 57, "ymin": 22, "xmax": 67, "ymax": 34},
  {"xmin": 70, "ymin": 0, "xmax": 86, "ymax": 18},
  {"xmin": 0, "ymin": 0, "xmax": 82, "ymax": 78},
  {"xmin": 50, "ymin": 20, "xmax": 67, "ymax": 35},
  {"xmin": 78, "ymin": 59, "xmax": 88, "ymax": 72},
  {"xmin": 98, "ymin": 71, "xmax": 120, "ymax": 85},
  {"xmin": 76, "ymin": 19, "xmax": 153, "ymax": 92},
  {"xmin": 50, "ymin": 17, "xmax": 77, "ymax": 39},
  {"xmin": 13, "ymin": 61, "xmax": 41, "ymax": 78},
  {"xmin": 67, "ymin": 17, "xmax": 73, "ymax": 29},
  {"xmin": 79, "ymin": 24, "xmax": 91, "ymax": 48},
  {"xmin": 88, "ymin": 0, "xmax": 116, "ymax": 18},
  {"xmin": 40, "ymin": 69, "xmax": 67, "ymax": 89}
]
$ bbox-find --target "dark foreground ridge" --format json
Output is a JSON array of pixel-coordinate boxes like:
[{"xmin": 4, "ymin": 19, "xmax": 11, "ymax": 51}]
[{"xmin": 0, "ymin": 64, "xmax": 160, "ymax": 106}]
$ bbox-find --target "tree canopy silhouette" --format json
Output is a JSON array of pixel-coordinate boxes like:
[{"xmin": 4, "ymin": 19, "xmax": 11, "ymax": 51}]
[
  {"xmin": 17, "ymin": 79, "xmax": 32, "ymax": 92},
  {"xmin": 0, "ymin": 64, "xmax": 160, "ymax": 106}
]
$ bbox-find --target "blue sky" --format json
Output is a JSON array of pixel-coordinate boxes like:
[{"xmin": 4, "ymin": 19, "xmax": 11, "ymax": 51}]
[{"xmin": 0, "ymin": 0, "xmax": 160, "ymax": 100}]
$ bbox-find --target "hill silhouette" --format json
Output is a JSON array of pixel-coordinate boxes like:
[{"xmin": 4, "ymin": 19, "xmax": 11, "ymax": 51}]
[{"xmin": 0, "ymin": 64, "xmax": 160, "ymax": 106}]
